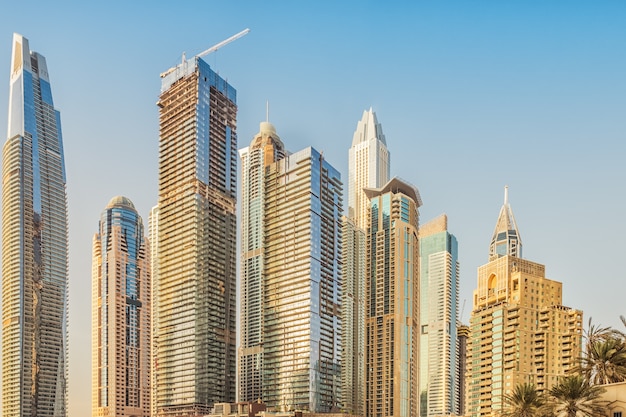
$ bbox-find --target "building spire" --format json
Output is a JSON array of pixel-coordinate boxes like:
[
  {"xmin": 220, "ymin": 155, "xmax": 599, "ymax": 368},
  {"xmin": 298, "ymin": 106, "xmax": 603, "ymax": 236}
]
[{"xmin": 489, "ymin": 186, "xmax": 522, "ymax": 261}]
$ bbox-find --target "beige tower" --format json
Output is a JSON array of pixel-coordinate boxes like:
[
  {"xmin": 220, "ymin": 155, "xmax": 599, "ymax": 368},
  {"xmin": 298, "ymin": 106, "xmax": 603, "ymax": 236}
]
[
  {"xmin": 92, "ymin": 197, "xmax": 151, "ymax": 417},
  {"xmin": 466, "ymin": 188, "xmax": 582, "ymax": 417},
  {"xmin": 238, "ymin": 121, "xmax": 286, "ymax": 403},
  {"xmin": 154, "ymin": 55, "xmax": 237, "ymax": 415},
  {"xmin": 364, "ymin": 177, "xmax": 421, "ymax": 417}
]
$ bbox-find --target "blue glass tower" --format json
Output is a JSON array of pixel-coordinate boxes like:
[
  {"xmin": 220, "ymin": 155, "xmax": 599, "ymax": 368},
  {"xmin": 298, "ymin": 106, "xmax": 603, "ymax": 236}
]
[
  {"xmin": 2, "ymin": 33, "xmax": 69, "ymax": 417},
  {"xmin": 262, "ymin": 147, "xmax": 343, "ymax": 412},
  {"xmin": 419, "ymin": 215, "xmax": 459, "ymax": 417}
]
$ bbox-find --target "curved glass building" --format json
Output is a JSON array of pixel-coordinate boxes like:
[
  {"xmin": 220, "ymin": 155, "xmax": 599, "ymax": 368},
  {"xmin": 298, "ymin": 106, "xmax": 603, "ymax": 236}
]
[
  {"xmin": 2, "ymin": 33, "xmax": 69, "ymax": 417},
  {"xmin": 92, "ymin": 196, "xmax": 151, "ymax": 417}
]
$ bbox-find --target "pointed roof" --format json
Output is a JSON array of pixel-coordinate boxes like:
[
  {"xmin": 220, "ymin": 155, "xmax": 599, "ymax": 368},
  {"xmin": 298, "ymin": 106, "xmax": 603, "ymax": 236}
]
[
  {"xmin": 351, "ymin": 107, "xmax": 387, "ymax": 147},
  {"xmin": 489, "ymin": 186, "xmax": 522, "ymax": 261}
]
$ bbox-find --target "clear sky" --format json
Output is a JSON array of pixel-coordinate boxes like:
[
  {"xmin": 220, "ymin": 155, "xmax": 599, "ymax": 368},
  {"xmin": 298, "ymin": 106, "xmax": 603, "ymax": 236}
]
[{"xmin": 1, "ymin": 1, "xmax": 625, "ymax": 415}]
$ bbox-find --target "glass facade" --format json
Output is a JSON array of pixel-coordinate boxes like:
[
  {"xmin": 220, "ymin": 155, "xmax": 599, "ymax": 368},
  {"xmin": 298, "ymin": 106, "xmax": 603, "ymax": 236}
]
[
  {"xmin": 262, "ymin": 147, "xmax": 343, "ymax": 412},
  {"xmin": 364, "ymin": 178, "xmax": 421, "ymax": 417},
  {"xmin": 418, "ymin": 215, "xmax": 459, "ymax": 417},
  {"xmin": 154, "ymin": 56, "xmax": 237, "ymax": 416},
  {"xmin": 238, "ymin": 122, "xmax": 286, "ymax": 402},
  {"xmin": 92, "ymin": 197, "xmax": 151, "ymax": 417},
  {"xmin": 2, "ymin": 34, "xmax": 69, "ymax": 417}
]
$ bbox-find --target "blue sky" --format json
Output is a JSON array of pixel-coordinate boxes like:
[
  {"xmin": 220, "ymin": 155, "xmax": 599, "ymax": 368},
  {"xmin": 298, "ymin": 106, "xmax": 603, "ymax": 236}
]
[{"xmin": 1, "ymin": 1, "xmax": 625, "ymax": 415}]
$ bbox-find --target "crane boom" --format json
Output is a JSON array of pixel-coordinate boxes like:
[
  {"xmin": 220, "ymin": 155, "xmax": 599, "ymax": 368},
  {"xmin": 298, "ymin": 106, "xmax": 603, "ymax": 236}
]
[
  {"xmin": 197, "ymin": 28, "xmax": 250, "ymax": 59},
  {"xmin": 160, "ymin": 28, "xmax": 250, "ymax": 78}
]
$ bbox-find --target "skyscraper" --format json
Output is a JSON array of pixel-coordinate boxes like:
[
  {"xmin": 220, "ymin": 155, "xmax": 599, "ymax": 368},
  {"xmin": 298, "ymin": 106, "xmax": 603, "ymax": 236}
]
[
  {"xmin": 364, "ymin": 177, "xmax": 421, "ymax": 417},
  {"xmin": 456, "ymin": 325, "xmax": 470, "ymax": 417},
  {"xmin": 92, "ymin": 196, "xmax": 151, "ymax": 417},
  {"xmin": 238, "ymin": 121, "xmax": 286, "ymax": 402},
  {"xmin": 149, "ymin": 205, "xmax": 160, "ymax": 417},
  {"xmin": 340, "ymin": 216, "xmax": 365, "ymax": 416},
  {"xmin": 466, "ymin": 188, "xmax": 583, "ymax": 417},
  {"xmin": 419, "ymin": 214, "xmax": 459, "ymax": 417},
  {"xmin": 348, "ymin": 108, "xmax": 390, "ymax": 230},
  {"xmin": 263, "ymin": 147, "xmax": 343, "ymax": 412},
  {"xmin": 344, "ymin": 108, "xmax": 390, "ymax": 415},
  {"xmin": 154, "ymin": 54, "xmax": 237, "ymax": 416},
  {"xmin": 2, "ymin": 33, "xmax": 68, "ymax": 417}
]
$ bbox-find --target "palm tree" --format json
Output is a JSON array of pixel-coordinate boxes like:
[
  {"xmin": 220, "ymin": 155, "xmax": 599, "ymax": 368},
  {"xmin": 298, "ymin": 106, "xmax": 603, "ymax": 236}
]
[
  {"xmin": 579, "ymin": 317, "xmax": 626, "ymax": 384},
  {"xmin": 547, "ymin": 374, "xmax": 606, "ymax": 417},
  {"xmin": 581, "ymin": 337, "xmax": 626, "ymax": 385},
  {"xmin": 501, "ymin": 383, "xmax": 546, "ymax": 417}
]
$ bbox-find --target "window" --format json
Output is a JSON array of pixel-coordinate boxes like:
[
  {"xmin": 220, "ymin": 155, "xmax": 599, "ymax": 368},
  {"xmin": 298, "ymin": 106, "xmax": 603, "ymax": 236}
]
[{"xmin": 614, "ymin": 413, "xmax": 622, "ymax": 417}]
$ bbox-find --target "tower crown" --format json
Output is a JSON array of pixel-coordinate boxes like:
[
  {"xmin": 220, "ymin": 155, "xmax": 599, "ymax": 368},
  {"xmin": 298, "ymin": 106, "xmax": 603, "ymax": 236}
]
[
  {"xmin": 489, "ymin": 186, "xmax": 522, "ymax": 261},
  {"xmin": 351, "ymin": 107, "xmax": 387, "ymax": 147}
]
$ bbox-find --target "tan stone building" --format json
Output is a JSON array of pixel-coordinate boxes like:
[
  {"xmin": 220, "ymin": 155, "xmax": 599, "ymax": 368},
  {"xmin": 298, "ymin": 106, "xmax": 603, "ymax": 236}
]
[
  {"xmin": 466, "ymin": 188, "xmax": 582, "ymax": 417},
  {"xmin": 601, "ymin": 382, "xmax": 626, "ymax": 416}
]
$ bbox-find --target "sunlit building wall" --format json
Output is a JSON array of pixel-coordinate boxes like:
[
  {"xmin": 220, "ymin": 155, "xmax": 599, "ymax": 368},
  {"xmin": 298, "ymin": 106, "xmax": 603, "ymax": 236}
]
[
  {"xmin": 467, "ymin": 188, "xmax": 583, "ymax": 417},
  {"xmin": 2, "ymin": 33, "xmax": 68, "ymax": 417},
  {"xmin": 238, "ymin": 121, "xmax": 286, "ymax": 402},
  {"xmin": 345, "ymin": 108, "xmax": 390, "ymax": 416},
  {"xmin": 149, "ymin": 205, "xmax": 159, "ymax": 417},
  {"xmin": 364, "ymin": 177, "xmax": 421, "ymax": 417},
  {"xmin": 418, "ymin": 214, "xmax": 459, "ymax": 417},
  {"xmin": 92, "ymin": 196, "xmax": 151, "ymax": 417},
  {"xmin": 154, "ymin": 55, "xmax": 237, "ymax": 416},
  {"xmin": 263, "ymin": 147, "xmax": 343, "ymax": 412},
  {"xmin": 340, "ymin": 216, "xmax": 365, "ymax": 415}
]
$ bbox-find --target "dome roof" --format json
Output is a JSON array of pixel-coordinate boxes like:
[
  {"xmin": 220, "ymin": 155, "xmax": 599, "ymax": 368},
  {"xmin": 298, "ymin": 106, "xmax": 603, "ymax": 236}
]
[{"xmin": 106, "ymin": 195, "xmax": 136, "ymax": 210}]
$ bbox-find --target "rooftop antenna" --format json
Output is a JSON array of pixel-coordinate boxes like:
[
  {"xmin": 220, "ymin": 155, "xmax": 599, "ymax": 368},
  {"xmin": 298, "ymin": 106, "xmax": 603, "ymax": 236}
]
[
  {"xmin": 161, "ymin": 28, "xmax": 250, "ymax": 78},
  {"xmin": 504, "ymin": 185, "xmax": 509, "ymax": 205}
]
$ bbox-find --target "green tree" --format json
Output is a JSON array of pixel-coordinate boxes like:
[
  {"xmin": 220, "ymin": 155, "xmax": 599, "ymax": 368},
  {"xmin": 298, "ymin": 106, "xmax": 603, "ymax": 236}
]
[
  {"xmin": 547, "ymin": 374, "xmax": 606, "ymax": 417},
  {"xmin": 501, "ymin": 383, "xmax": 546, "ymax": 417},
  {"xmin": 581, "ymin": 337, "xmax": 626, "ymax": 385},
  {"xmin": 579, "ymin": 317, "xmax": 626, "ymax": 385}
]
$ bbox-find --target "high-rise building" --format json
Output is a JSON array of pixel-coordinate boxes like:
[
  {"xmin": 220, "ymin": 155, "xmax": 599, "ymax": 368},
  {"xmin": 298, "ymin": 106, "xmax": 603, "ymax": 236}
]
[
  {"xmin": 340, "ymin": 216, "xmax": 366, "ymax": 416},
  {"xmin": 2, "ymin": 33, "xmax": 68, "ymax": 417},
  {"xmin": 154, "ymin": 54, "xmax": 237, "ymax": 416},
  {"xmin": 419, "ymin": 214, "xmax": 459, "ymax": 417},
  {"xmin": 348, "ymin": 108, "xmax": 390, "ymax": 230},
  {"xmin": 92, "ymin": 196, "xmax": 151, "ymax": 417},
  {"xmin": 238, "ymin": 121, "xmax": 286, "ymax": 402},
  {"xmin": 466, "ymin": 188, "xmax": 583, "ymax": 417},
  {"xmin": 149, "ymin": 205, "xmax": 160, "ymax": 417},
  {"xmin": 344, "ymin": 108, "xmax": 390, "ymax": 415},
  {"xmin": 263, "ymin": 147, "xmax": 343, "ymax": 412},
  {"xmin": 364, "ymin": 177, "xmax": 421, "ymax": 417},
  {"xmin": 456, "ymin": 325, "xmax": 470, "ymax": 417}
]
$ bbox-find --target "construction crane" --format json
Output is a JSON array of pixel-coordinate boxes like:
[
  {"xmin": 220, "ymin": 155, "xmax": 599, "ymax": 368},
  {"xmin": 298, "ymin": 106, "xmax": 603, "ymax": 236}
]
[
  {"xmin": 460, "ymin": 299, "xmax": 467, "ymax": 323},
  {"xmin": 160, "ymin": 28, "xmax": 250, "ymax": 78}
]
